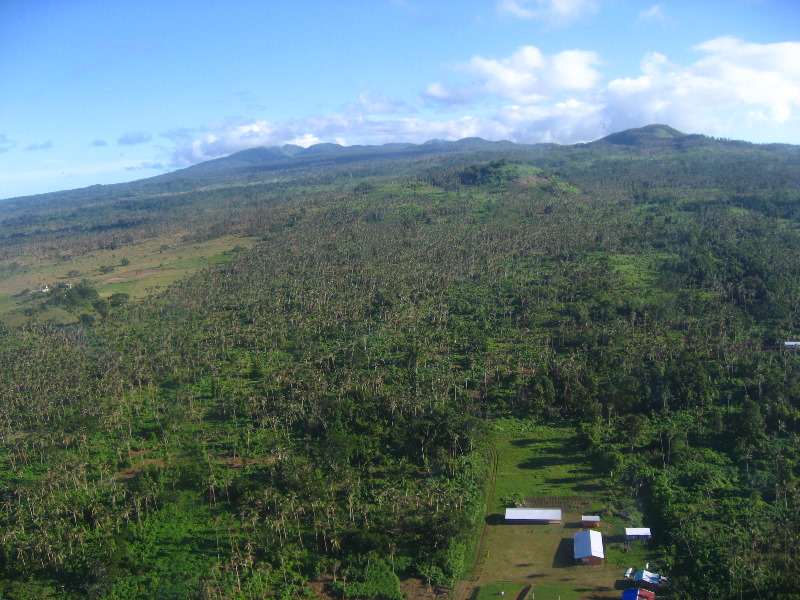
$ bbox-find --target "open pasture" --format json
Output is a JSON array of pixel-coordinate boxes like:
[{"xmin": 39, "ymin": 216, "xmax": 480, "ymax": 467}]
[
  {"xmin": 0, "ymin": 233, "xmax": 259, "ymax": 324},
  {"xmin": 469, "ymin": 424, "xmax": 653, "ymax": 600}
]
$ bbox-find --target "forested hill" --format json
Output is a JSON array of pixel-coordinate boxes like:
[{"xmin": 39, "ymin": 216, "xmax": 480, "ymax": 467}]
[
  {"xmin": 1, "ymin": 126, "xmax": 800, "ymax": 599},
  {"xmin": 0, "ymin": 136, "xmax": 523, "ymax": 215},
  {"xmin": 3, "ymin": 124, "xmax": 798, "ymax": 216}
]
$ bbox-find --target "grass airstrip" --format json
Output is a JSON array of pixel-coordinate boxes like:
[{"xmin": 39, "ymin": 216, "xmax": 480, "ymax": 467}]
[{"xmin": 463, "ymin": 422, "xmax": 656, "ymax": 600}]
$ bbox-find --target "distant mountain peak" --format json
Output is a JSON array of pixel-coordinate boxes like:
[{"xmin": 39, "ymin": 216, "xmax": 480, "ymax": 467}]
[
  {"xmin": 599, "ymin": 124, "xmax": 686, "ymax": 146},
  {"xmin": 298, "ymin": 142, "xmax": 344, "ymax": 156}
]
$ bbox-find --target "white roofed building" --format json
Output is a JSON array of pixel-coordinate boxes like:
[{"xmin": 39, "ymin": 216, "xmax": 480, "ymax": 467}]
[
  {"xmin": 573, "ymin": 529, "xmax": 604, "ymax": 565},
  {"xmin": 581, "ymin": 515, "xmax": 600, "ymax": 527},
  {"xmin": 504, "ymin": 508, "xmax": 562, "ymax": 523},
  {"xmin": 626, "ymin": 527, "xmax": 652, "ymax": 539}
]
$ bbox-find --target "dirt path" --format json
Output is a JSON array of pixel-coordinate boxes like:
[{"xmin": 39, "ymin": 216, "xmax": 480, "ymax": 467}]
[{"xmin": 454, "ymin": 441, "xmax": 499, "ymax": 600}]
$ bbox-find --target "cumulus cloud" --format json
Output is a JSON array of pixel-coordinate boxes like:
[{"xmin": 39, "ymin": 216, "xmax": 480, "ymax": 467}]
[
  {"xmin": 437, "ymin": 46, "xmax": 603, "ymax": 105},
  {"xmin": 166, "ymin": 119, "xmax": 319, "ymax": 166},
  {"xmin": 25, "ymin": 140, "xmax": 53, "ymax": 151},
  {"xmin": 604, "ymin": 37, "xmax": 800, "ymax": 134},
  {"xmin": 497, "ymin": 0, "xmax": 600, "ymax": 25},
  {"xmin": 90, "ymin": 139, "xmax": 108, "ymax": 147},
  {"xmin": 691, "ymin": 37, "xmax": 800, "ymax": 123},
  {"xmin": 118, "ymin": 131, "xmax": 152, "ymax": 145},
  {"xmin": 167, "ymin": 114, "xmax": 510, "ymax": 167},
  {"xmin": 163, "ymin": 37, "xmax": 800, "ymax": 168},
  {"xmin": 422, "ymin": 37, "xmax": 800, "ymax": 144},
  {"xmin": 494, "ymin": 99, "xmax": 607, "ymax": 143},
  {"xmin": 422, "ymin": 81, "xmax": 478, "ymax": 107}
]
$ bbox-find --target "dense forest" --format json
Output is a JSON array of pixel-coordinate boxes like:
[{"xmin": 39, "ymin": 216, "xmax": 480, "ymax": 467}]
[{"xmin": 0, "ymin": 125, "xmax": 799, "ymax": 599}]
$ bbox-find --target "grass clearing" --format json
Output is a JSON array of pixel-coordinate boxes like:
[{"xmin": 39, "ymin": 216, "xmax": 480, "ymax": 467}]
[
  {"xmin": 474, "ymin": 583, "xmax": 527, "ymax": 600},
  {"xmin": 465, "ymin": 422, "xmax": 656, "ymax": 600},
  {"xmin": 0, "ymin": 234, "xmax": 259, "ymax": 324},
  {"xmin": 491, "ymin": 424, "xmax": 603, "ymax": 511}
]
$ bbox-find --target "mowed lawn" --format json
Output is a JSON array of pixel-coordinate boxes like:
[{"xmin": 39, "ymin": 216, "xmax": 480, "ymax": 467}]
[{"xmin": 472, "ymin": 423, "xmax": 636, "ymax": 600}]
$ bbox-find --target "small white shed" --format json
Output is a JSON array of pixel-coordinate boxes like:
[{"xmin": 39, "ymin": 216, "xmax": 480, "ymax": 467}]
[{"xmin": 625, "ymin": 527, "xmax": 652, "ymax": 539}]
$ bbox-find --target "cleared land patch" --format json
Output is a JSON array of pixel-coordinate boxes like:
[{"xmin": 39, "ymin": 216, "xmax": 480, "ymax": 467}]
[
  {"xmin": 0, "ymin": 234, "xmax": 259, "ymax": 324},
  {"xmin": 466, "ymin": 424, "xmax": 654, "ymax": 600}
]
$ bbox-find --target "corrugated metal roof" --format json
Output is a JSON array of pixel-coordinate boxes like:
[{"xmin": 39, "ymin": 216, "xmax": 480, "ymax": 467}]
[
  {"xmin": 625, "ymin": 527, "xmax": 651, "ymax": 536},
  {"xmin": 504, "ymin": 508, "xmax": 562, "ymax": 521},
  {"xmin": 573, "ymin": 529, "xmax": 604, "ymax": 559},
  {"xmin": 581, "ymin": 515, "xmax": 600, "ymax": 521}
]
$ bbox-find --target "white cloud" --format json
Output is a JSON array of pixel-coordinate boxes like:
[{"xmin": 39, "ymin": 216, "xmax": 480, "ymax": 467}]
[
  {"xmin": 449, "ymin": 46, "xmax": 602, "ymax": 104},
  {"xmin": 167, "ymin": 114, "xmax": 513, "ymax": 166},
  {"xmin": 604, "ymin": 37, "xmax": 800, "ymax": 134},
  {"xmin": 163, "ymin": 37, "xmax": 800, "ymax": 168},
  {"xmin": 691, "ymin": 37, "xmax": 800, "ymax": 123},
  {"xmin": 497, "ymin": 0, "xmax": 600, "ymax": 25},
  {"xmin": 422, "ymin": 81, "xmax": 478, "ymax": 107},
  {"xmin": 636, "ymin": 5, "xmax": 665, "ymax": 24},
  {"xmin": 287, "ymin": 134, "xmax": 322, "ymax": 147},
  {"xmin": 167, "ymin": 118, "xmax": 351, "ymax": 166},
  {"xmin": 550, "ymin": 50, "xmax": 604, "ymax": 90},
  {"xmin": 495, "ymin": 99, "xmax": 606, "ymax": 143},
  {"xmin": 126, "ymin": 161, "xmax": 164, "ymax": 171}
]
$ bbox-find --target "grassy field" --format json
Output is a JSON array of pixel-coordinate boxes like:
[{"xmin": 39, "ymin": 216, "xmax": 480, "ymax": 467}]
[
  {"xmin": 491, "ymin": 424, "xmax": 604, "ymax": 511},
  {"xmin": 0, "ymin": 233, "xmax": 259, "ymax": 325},
  {"xmin": 465, "ymin": 422, "xmax": 657, "ymax": 600}
]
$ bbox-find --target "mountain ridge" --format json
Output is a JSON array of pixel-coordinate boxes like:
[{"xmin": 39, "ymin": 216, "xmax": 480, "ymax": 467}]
[{"xmin": 3, "ymin": 125, "xmax": 798, "ymax": 214}]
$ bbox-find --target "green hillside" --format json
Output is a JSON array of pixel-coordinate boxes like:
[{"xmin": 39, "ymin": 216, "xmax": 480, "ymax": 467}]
[{"xmin": 0, "ymin": 127, "xmax": 799, "ymax": 599}]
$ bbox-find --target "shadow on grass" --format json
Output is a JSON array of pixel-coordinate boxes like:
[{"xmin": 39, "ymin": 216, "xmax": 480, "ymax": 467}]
[
  {"xmin": 486, "ymin": 513, "xmax": 506, "ymax": 525},
  {"xmin": 576, "ymin": 587, "xmax": 614, "ymax": 600},
  {"xmin": 615, "ymin": 580, "xmax": 633, "ymax": 590},
  {"xmin": 544, "ymin": 478, "xmax": 602, "ymax": 493},
  {"xmin": 509, "ymin": 438, "xmax": 537, "ymax": 447},
  {"xmin": 568, "ymin": 466, "xmax": 596, "ymax": 475},
  {"xmin": 551, "ymin": 538, "xmax": 575, "ymax": 568},
  {"xmin": 517, "ymin": 455, "xmax": 575, "ymax": 470},
  {"xmin": 545, "ymin": 476, "xmax": 593, "ymax": 485},
  {"xmin": 514, "ymin": 585, "xmax": 531, "ymax": 600}
]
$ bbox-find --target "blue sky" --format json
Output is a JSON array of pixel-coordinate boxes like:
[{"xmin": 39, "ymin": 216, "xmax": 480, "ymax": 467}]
[{"xmin": 1, "ymin": 0, "xmax": 799, "ymax": 200}]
